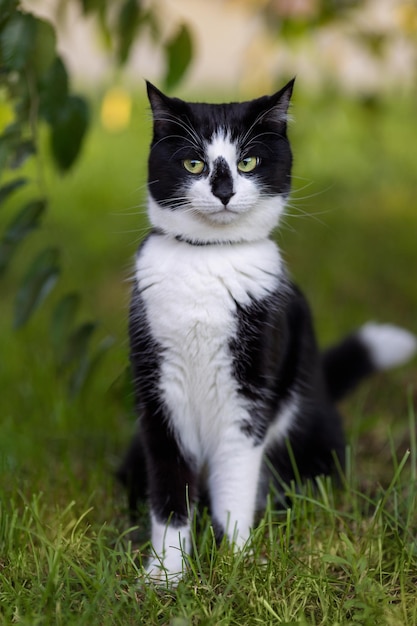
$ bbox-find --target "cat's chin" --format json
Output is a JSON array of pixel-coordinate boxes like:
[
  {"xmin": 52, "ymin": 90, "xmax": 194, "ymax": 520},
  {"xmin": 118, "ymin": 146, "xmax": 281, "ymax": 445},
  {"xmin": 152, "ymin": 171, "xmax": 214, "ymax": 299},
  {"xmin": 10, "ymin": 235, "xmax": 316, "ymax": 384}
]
[
  {"xmin": 197, "ymin": 208, "xmax": 242, "ymax": 226},
  {"xmin": 148, "ymin": 194, "xmax": 285, "ymax": 244}
]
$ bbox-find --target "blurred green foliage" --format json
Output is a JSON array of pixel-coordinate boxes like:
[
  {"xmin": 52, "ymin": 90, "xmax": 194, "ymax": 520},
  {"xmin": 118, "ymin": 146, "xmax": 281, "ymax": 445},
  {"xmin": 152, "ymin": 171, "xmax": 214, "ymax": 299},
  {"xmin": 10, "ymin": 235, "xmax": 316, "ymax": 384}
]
[
  {"xmin": 0, "ymin": 0, "xmax": 415, "ymax": 399},
  {"xmin": 0, "ymin": 3, "xmax": 416, "ymax": 620},
  {"xmin": 0, "ymin": 87, "xmax": 416, "ymax": 623},
  {"xmin": 0, "ymin": 0, "xmax": 193, "ymax": 395}
]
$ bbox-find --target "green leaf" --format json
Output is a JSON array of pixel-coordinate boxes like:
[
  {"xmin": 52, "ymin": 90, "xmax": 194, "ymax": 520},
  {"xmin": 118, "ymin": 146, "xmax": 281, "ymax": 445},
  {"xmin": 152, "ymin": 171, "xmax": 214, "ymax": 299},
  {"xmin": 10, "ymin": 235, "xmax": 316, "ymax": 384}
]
[
  {"xmin": 63, "ymin": 321, "xmax": 97, "ymax": 367},
  {"xmin": 33, "ymin": 18, "xmax": 57, "ymax": 76},
  {"xmin": 321, "ymin": 553, "xmax": 350, "ymax": 567},
  {"xmin": 117, "ymin": 0, "xmax": 141, "ymax": 65},
  {"xmin": 50, "ymin": 292, "xmax": 80, "ymax": 356},
  {"xmin": 0, "ymin": 177, "xmax": 27, "ymax": 205},
  {"xmin": 3, "ymin": 199, "xmax": 45, "ymax": 241},
  {"xmin": 39, "ymin": 57, "xmax": 69, "ymax": 124},
  {"xmin": 80, "ymin": 0, "xmax": 105, "ymax": 15},
  {"xmin": 0, "ymin": 240, "xmax": 14, "ymax": 273},
  {"xmin": 0, "ymin": 127, "xmax": 35, "ymax": 173},
  {"xmin": 108, "ymin": 365, "xmax": 134, "ymax": 411},
  {"xmin": 50, "ymin": 95, "xmax": 89, "ymax": 171},
  {"xmin": 68, "ymin": 334, "xmax": 114, "ymax": 397},
  {"xmin": 0, "ymin": 0, "xmax": 18, "ymax": 28},
  {"xmin": 0, "ymin": 123, "xmax": 21, "ymax": 174},
  {"xmin": 80, "ymin": 0, "xmax": 110, "ymax": 46},
  {"xmin": 0, "ymin": 12, "xmax": 36, "ymax": 70},
  {"xmin": 14, "ymin": 247, "xmax": 60, "ymax": 328},
  {"xmin": 164, "ymin": 24, "xmax": 193, "ymax": 91},
  {"xmin": 0, "ymin": 198, "xmax": 46, "ymax": 273},
  {"xmin": 10, "ymin": 139, "xmax": 36, "ymax": 169},
  {"xmin": 142, "ymin": 9, "xmax": 160, "ymax": 43}
]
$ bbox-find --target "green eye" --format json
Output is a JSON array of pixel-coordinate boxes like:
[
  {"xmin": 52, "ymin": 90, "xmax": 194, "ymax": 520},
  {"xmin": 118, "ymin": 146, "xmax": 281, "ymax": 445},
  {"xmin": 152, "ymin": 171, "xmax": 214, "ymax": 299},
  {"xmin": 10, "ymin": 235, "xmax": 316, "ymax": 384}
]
[
  {"xmin": 183, "ymin": 159, "xmax": 205, "ymax": 174},
  {"xmin": 237, "ymin": 156, "xmax": 260, "ymax": 173}
]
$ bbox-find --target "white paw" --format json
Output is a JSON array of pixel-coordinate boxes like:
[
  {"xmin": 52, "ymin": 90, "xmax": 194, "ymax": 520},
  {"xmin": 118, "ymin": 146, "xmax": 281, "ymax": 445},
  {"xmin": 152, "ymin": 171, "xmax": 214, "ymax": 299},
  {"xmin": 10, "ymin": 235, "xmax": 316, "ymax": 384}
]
[
  {"xmin": 145, "ymin": 516, "xmax": 190, "ymax": 586},
  {"xmin": 143, "ymin": 550, "xmax": 186, "ymax": 587}
]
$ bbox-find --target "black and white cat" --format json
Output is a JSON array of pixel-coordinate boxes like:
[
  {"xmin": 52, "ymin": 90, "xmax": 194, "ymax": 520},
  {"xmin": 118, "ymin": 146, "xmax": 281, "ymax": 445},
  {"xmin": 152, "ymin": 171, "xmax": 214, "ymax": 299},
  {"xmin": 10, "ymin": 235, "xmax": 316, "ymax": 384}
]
[{"xmin": 119, "ymin": 80, "xmax": 416, "ymax": 585}]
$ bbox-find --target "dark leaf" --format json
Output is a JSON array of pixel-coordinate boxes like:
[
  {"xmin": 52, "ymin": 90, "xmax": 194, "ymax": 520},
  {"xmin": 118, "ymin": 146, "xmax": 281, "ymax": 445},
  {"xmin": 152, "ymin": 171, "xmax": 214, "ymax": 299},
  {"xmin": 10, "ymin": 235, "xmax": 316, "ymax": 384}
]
[
  {"xmin": 0, "ymin": 12, "xmax": 36, "ymax": 70},
  {"xmin": 80, "ymin": 0, "xmax": 106, "ymax": 16},
  {"xmin": 79, "ymin": 0, "xmax": 110, "ymax": 45},
  {"xmin": 108, "ymin": 364, "xmax": 134, "ymax": 411},
  {"xmin": 50, "ymin": 292, "xmax": 80, "ymax": 356},
  {"xmin": 0, "ymin": 134, "xmax": 35, "ymax": 172},
  {"xmin": 164, "ymin": 24, "xmax": 193, "ymax": 91},
  {"xmin": 143, "ymin": 9, "xmax": 160, "ymax": 43},
  {"xmin": 33, "ymin": 18, "xmax": 57, "ymax": 76},
  {"xmin": 39, "ymin": 56, "xmax": 69, "ymax": 124},
  {"xmin": 117, "ymin": 0, "xmax": 141, "ymax": 65},
  {"xmin": 0, "ymin": 198, "xmax": 46, "ymax": 273},
  {"xmin": 3, "ymin": 199, "xmax": 45, "ymax": 241},
  {"xmin": 0, "ymin": 137, "xmax": 8, "ymax": 174},
  {"xmin": 0, "ymin": 123, "xmax": 21, "ymax": 174},
  {"xmin": 0, "ymin": 177, "xmax": 27, "ymax": 206},
  {"xmin": 0, "ymin": 0, "xmax": 18, "ymax": 28},
  {"xmin": 10, "ymin": 139, "xmax": 36, "ymax": 169},
  {"xmin": 14, "ymin": 247, "xmax": 60, "ymax": 328},
  {"xmin": 62, "ymin": 321, "xmax": 97, "ymax": 370},
  {"xmin": 68, "ymin": 334, "xmax": 114, "ymax": 397},
  {"xmin": 0, "ymin": 239, "xmax": 14, "ymax": 273},
  {"xmin": 50, "ymin": 95, "xmax": 89, "ymax": 171}
]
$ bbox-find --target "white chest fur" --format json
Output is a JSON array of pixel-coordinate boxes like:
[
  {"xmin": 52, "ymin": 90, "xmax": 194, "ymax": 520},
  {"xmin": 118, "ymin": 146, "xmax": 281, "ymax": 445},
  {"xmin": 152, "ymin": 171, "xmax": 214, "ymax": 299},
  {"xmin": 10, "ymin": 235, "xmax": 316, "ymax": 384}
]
[{"xmin": 135, "ymin": 235, "xmax": 283, "ymax": 462}]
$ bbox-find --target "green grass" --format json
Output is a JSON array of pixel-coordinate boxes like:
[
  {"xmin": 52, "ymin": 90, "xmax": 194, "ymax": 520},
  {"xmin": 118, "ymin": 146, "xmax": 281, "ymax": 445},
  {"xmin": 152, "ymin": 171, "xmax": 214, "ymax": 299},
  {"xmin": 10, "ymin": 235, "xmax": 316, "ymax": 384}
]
[
  {"xmin": 2, "ymin": 433, "xmax": 417, "ymax": 624},
  {"xmin": 1, "ymin": 88, "xmax": 416, "ymax": 624}
]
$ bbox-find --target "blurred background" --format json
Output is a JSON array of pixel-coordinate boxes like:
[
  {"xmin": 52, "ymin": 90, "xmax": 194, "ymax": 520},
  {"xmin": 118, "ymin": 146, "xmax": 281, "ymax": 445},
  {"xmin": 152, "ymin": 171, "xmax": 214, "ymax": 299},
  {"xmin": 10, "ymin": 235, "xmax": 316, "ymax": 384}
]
[{"xmin": 0, "ymin": 0, "xmax": 416, "ymax": 513}]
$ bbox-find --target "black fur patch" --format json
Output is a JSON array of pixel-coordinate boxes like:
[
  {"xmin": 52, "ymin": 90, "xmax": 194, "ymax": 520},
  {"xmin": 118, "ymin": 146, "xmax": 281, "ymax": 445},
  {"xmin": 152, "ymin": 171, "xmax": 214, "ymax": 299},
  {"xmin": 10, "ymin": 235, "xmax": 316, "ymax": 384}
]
[
  {"xmin": 322, "ymin": 333, "xmax": 375, "ymax": 402},
  {"xmin": 146, "ymin": 81, "xmax": 293, "ymax": 213}
]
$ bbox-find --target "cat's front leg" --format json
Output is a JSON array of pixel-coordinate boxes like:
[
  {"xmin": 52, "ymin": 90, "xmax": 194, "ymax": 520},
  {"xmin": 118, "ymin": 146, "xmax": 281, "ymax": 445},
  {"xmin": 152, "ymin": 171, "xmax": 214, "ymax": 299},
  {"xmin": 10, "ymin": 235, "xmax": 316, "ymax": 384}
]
[
  {"xmin": 141, "ymin": 408, "xmax": 197, "ymax": 586},
  {"xmin": 146, "ymin": 513, "xmax": 191, "ymax": 586},
  {"xmin": 208, "ymin": 436, "xmax": 264, "ymax": 549}
]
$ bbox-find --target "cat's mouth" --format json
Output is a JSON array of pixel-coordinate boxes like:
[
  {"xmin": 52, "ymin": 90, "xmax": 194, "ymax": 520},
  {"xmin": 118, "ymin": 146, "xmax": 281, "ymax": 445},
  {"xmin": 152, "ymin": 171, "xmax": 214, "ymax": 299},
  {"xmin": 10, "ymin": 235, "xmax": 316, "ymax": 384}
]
[{"xmin": 197, "ymin": 206, "xmax": 246, "ymax": 226}]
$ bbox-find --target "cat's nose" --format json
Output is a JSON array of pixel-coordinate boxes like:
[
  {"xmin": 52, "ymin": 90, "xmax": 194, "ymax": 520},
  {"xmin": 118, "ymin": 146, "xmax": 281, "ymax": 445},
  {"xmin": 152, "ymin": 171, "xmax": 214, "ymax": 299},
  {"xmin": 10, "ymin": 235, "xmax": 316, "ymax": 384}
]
[
  {"xmin": 211, "ymin": 177, "xmax": 235, "ymax": 205},
  {"xmin": 210, "ymin": 157, "xmax": 235, "ymax": 206},
  {"xmin": 214, "ymin": 187, "xmax": 235, "ymax": 206},
  {"xmin": 211, "ymin": 174, "xmax": 235, "ymax": 205}
]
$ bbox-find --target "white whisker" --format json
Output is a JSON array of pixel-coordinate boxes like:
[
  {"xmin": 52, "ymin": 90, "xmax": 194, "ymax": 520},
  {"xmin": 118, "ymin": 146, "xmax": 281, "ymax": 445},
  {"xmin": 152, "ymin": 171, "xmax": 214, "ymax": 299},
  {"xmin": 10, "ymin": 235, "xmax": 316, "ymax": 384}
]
[{"xmin": 152, "ymin": 114, "xmax": 204, "ymax": 153}]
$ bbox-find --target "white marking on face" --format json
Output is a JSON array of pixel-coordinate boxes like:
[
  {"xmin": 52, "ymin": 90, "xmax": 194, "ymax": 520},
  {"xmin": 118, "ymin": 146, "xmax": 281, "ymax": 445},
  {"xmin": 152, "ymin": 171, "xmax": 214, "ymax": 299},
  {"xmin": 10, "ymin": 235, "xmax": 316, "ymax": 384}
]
[
  {"xmin": 148, "ymin": 130, "xmax": 287, "ymax": 243},
  {"xmin": 206, "ymin": 132, "xmax": 238, "ymax": 173},
  {"xmin": 189, "ymin": 132, "xmax": 255, "ymax": 217}
]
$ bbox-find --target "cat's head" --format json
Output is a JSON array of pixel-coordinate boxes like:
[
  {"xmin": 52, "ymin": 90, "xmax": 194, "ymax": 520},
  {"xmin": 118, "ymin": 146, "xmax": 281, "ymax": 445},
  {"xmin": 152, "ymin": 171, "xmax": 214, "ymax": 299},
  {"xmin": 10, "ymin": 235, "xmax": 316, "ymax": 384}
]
[{"xmin": 146, "ymin": 80, "xmax": 294, "ymax": 244}]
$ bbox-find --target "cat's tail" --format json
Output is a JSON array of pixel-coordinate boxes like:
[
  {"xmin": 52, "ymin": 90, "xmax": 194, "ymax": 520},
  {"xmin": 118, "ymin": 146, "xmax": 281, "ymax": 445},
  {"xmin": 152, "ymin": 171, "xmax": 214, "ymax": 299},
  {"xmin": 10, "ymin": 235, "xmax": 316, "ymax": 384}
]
[{"xmin": 323, "ymin": 322, "xmax": 417, "ymax": 402}]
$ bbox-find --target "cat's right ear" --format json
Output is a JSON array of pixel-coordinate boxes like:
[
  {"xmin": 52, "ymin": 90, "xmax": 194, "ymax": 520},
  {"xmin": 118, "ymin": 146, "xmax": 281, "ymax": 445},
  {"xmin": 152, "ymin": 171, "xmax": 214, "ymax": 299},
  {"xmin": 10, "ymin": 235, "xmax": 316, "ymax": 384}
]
[{"xmin": 146, "ymin": 81, "xmax": 175, "ymax": 127}]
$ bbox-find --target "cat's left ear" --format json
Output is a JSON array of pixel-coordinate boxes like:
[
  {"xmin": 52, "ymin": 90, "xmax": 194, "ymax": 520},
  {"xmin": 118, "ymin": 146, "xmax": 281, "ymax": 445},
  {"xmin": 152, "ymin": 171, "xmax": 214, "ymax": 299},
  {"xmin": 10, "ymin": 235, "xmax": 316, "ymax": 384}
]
[{"xmin": 263, "ymin": 78, "xmax": 295, "ymax": 124}]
